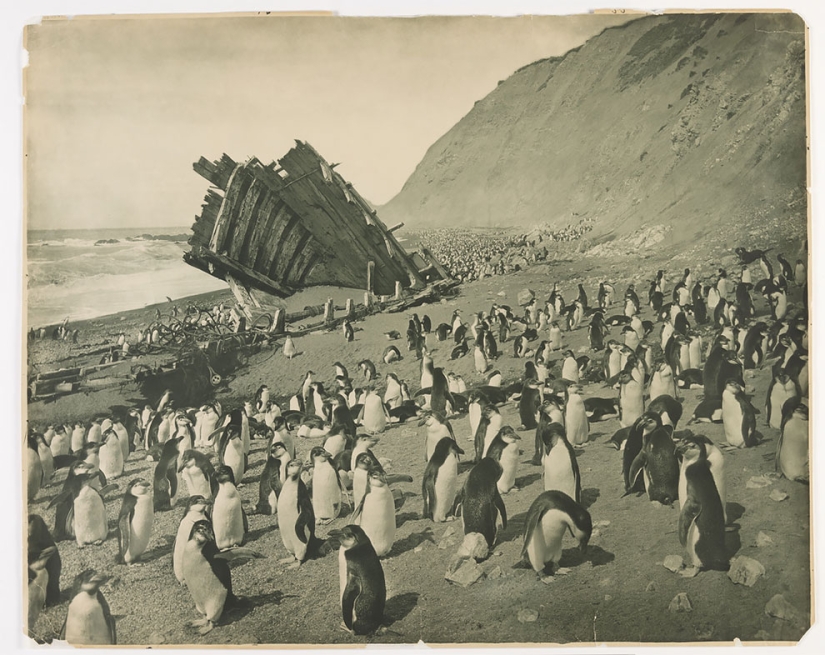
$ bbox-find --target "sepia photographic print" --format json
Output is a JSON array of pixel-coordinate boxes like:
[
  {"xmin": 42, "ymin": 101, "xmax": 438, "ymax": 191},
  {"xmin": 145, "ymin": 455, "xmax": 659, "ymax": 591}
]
[{"xmin": 19, "ymin": 2, "xmax": 816, "ymax": 649}]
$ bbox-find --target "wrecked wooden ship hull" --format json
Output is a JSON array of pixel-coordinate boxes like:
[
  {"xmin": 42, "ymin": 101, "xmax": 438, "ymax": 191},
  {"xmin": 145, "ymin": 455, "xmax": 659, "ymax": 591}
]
[{"xmin": 185, "ymin": 141, "xmax": 451, "ymax": 306}]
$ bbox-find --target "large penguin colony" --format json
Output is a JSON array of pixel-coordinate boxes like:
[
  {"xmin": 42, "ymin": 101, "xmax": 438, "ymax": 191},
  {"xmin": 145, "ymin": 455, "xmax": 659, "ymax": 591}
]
[{"xmin": 26, "ymin": 245, "xmax": 809, "ymax": 644}]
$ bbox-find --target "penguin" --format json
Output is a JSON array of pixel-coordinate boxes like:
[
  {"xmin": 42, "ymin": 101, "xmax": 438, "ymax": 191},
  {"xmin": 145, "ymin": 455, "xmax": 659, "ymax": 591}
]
[
  {"xmin": 27, "ymin": 434, "xmax": 43, "ymax": 502},
  {"xmin": 560, "ymin": 350, "xmax": 579, "ymax": 383},
  {"xmin": 518, "ymin": 378, "xmax": 543, "ymax": 430},
  {"xmin": 283, "ymin": 334, "xmax": 297, "ymax": 359},
  {"xmin": 622, "ymin": 413, "xmax": 660, "ymax": 495},
  {"xmin": 419, "ymin": 411, "xmax": 456, "ymax": 462},
  {"xmin": 478, "ymin": 403, "xmax": 504, "ymax": 460},
  {"xmin": 28, "ymin": 545, "xmax": 58, "ymax": 638},
  {"xmin": 648, "ymin": 361, "xmax": 677, "ymax": 402},
  {"xmin": 589, "ymin": 312, "xmax": 608, "ymax": 351},
  {"xmin": 382, "ymin": 345, "xmax": 401, "ymax": 364},
  {"xmin": 217, "ymin": 425, "xmax": 245, "ymax": 488},
  {"xmin": 795, "ymin": 259, "xmax": 806, "ymax": 286},
  {"xmin": 776, "ymin": 401, "xmax": 808, "ymax": 482},
  {"xmin": 473, "ymin": 343, "xmax": 489, "ymax": 375},
  {"xmin": 28, "ymin": 514, "xmax": 61, "ymax": 607},
  {"xmin": 330, "ymin": 524, "xmax": 386, "ymax": 636},
  {"xmin": 766, "ymin": 372, "xmax": 799, "ymax": 429},
  {"xmin": 353, "ymin": 469, "xmax": 396, "ymax": 557},
  {"xmin": 153, "ymin": 436, "xmax": 183, "ymax": 512},
  {"xmin": 278, "ymin": 459, "xmax": 317, "ymax": 565},
  {"xmin": 677, "ymin": 438, "xmax": 729, "ymax": 571},
  {"xmin": 212, "ymin": 465, "xmax": 247, "ymax": 550},
  {"xmin": 344, "ymin": 320, "xmax": 355, "ymax": 342},
  {"xmin": 256, "ymin": 442, "xmax": 289, "ymax": 516},
  {"xmin": 565, "ymin": 384, "xmax": 589, "ymax": 446},
  {"xmin": 721, "ymin": 380, "xmax": 757, "ymax": 448},
  {"xmin": 116, "ymin": 478, "xmax": 153, "ymax": 564},
  {"xmin": 521, "ymin": 490, "xmax": 591, "ymax": 579},
  {"xmin": 98, "ymin": 428, "xmax": 124, "ymax": 481},
  {"xmin": 73, "ymin": 463, "xmax": 109, "ymax": 546},
  {"xmin": 677, "ymin": 433, "xmax": 726, "ymax": 523},
  {"xmin": 71, "ymin": 423, "xmax": 86, "ymax": 454},
  {"xmin": 422, "ymin": 437, "xmax": 464, "ymax": 522},
  {"xmin": 460, "ymin": 457, "xmax": 507, "ymax": 550},
  {"xmin": 310, "ymin": 447, "xmax": 345, "ymax": 524},
  {"xmin": 61, "ymin": 570, "xmax": 116, "ymax": 645},
  {"xmin": 359, "ymin": 388, "xmax": 389, "ymax": 434},
  {"xmin": 539, "ymin": 421, "xmax": 581, "ymax": 502},
  {"xmin": 647, "ymin": 394, "xmax": 683, "ymax": 429},
  {"xmin": 178, "ymin": 449, "xmax": 218, "ymax": 500},
  {"xmin": 435, "ymin": 323, "xmax": 452, "ymax": 341},
  {"xmin": 626, "ymin": 417, "xmax": 679, "ymax": 505},
  {"xmin": 173, "ymin": 495, "xmax": 212, "ymax": 585},
  {"xmin": 486, "ymin": 426, "xmax": 521, "ymax": 494},
  {"xmin": 548, "ymin": 322, "xmax": 563, "ymax": 351},
  {"xmin": 181, "ymin": 520, "xmax": 263, "ymax": 634},
  {"xmin": 450, "ymin": 338, "xmax": 469, "ymax": 360},
  {"xmin": 676, "ymin": 368, "xmax": 704, "ymax": 390}
]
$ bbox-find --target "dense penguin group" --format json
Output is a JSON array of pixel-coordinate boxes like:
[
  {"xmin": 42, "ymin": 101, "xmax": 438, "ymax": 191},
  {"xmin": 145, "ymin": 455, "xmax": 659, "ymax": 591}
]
[{"xmin": 26, "ymin": 245, "xmax": 809, "ymax": 644}]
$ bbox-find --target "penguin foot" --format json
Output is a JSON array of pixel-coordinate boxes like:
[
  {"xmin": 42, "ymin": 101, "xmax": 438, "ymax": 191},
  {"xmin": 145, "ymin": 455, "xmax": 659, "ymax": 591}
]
[
  {"xmin": 278, "ymin": 556, "xmax": 296, "ymax": 565},
  {"xmin": 190, "ymin": 619, "xmax": 215, "ymax": 635},
  {"xmin": 339, "ymin": 621, "xmax": 355, "ymax": 636},
  {"xmin": 93, "ymin": 540, "xmax": 104, "ymax": 546},
  {"xmin": 286, "ymin": 561, "xmax": 302, "ymax": 570}
]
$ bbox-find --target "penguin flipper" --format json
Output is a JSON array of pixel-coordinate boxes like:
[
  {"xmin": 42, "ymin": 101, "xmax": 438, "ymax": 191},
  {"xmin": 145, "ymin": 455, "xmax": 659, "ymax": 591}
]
[
  {"xmin": 100, "ymin": 593, "xmax": 117, "ymax": 645},
  {"xmin": 678, "ymin": 498, "xmax": 701, "ymax": 547},
  {"xmin": 116, "ymin": 497, "xmax": 136, "ymax": 562},
  {"xmin": 214, "ymin": 547, "xmax": 264, "ymax": 563},
  {"xmin": 341, "ymin": 573, "xmax": 361, "ymax": 631},
  {"xmin": 625, "ymin": 452, "xmax": 647, "ymax": 495},
  {"xmin": 242, "ymin": 507, "xmax": 249, "ymax": 534},
  {"xmin": 494, "ymin": 491, "xmax": 508, "ymax": 529},
  {"xmin": 47, "ymin": 489, "xmax": 72, "ymax": 510}
]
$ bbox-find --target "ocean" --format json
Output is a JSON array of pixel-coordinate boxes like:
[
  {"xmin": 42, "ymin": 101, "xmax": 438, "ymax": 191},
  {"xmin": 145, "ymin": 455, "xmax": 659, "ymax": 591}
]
[{"xmin": 26, "ymin": 227, "xmax": 228, "ymax": 328}]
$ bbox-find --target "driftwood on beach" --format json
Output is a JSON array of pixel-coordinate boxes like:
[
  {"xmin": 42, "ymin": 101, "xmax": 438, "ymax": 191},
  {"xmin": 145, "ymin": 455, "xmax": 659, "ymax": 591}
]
[{"xmin": 184, "ymin": 141, "xmax": 452, "ymax": 314}]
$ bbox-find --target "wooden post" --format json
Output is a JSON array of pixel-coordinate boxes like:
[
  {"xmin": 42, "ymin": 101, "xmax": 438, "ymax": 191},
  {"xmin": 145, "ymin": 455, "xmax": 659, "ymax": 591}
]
[
  {"xmin": 364, "ymin": 291, "xmax": 373, "ymax": 310},
  {"xmin": 366, "ymin": 261, "xmax": 375, "ymax": 294},
  {"xmin": 270, "ymin": 308, "xmax": 286, "ymax": 334},
  {"xmin": 345, "ymin": 298, "xmax": 354, "ymax": 318},
  {"xmin": 394, "ymin": 281, "xmax": 402, "ymax": 300},
  {"xmin": 324, "ymin": 298, "xmax": 335, "ymax": 324}
]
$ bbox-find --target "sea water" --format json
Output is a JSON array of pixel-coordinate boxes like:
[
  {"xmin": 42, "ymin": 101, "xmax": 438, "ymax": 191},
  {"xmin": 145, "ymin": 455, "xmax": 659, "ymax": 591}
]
[{"xmin": 26, "ymin": 227, "xmax": 227, "ymax": 328}]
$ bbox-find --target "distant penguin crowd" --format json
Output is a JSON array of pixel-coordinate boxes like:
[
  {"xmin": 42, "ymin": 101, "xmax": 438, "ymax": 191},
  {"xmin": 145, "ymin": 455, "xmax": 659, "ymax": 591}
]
[{"xmin": 26, "ymin": 243, "xmax": 808, "ymax": 643}]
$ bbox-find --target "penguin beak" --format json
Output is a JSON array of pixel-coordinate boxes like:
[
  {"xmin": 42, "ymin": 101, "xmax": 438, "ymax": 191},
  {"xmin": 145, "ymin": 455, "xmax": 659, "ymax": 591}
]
[{"xmin": 90, "ymin": 572, "xmax": 111, "ymax": 586}]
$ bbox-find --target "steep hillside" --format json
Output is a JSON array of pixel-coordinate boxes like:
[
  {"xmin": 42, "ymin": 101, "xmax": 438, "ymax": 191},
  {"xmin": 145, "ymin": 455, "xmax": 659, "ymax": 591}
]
[{"xmin": 381, "ymin": 13, "xmax": 807, "ymax": 247}]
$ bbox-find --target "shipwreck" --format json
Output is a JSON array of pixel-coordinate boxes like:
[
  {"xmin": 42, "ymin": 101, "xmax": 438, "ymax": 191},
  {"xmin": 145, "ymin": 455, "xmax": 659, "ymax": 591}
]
[{"xmin": 185, "ymin": 141, "xmax": 452, "ymax": 317}]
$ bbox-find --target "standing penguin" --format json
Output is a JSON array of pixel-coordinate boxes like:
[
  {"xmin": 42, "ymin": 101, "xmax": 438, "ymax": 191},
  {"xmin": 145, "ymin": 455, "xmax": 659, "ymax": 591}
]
[
  {"xmin": 473, "ymin": 343, "xmax": 489, "ymax": 375},
  {"xmin": 677, "ymin": 438, "xmax": 729, "ymax": 572},
  {"xmin": 256, "ymin": 442, "xmax": 289, "ymax": 516},
  {"xmin": 766, "ymin": 372, "xmax": 799, "ymax": 429},
  {"xmin": 359, "ymin": 387, "xmax": 389, "ymax": 435},
  {"xmin": 649, "ymin": 361, "xmax": 678, "ymax": 402},
  {"xmin": 73, "ymin": 463, "xmax": 109, "ymax": 547},
  {"xmin": 521, "ymin": 490, "xmax": 591, "ymax": 579},
  {"xmin": 721, "ymin": 380, "xmax": 757, "ymax": 448},
  {"xmin": 61, "ymin": 570, "xmax": 116, "ymax": 645},
  {"xmin": 278, "ymin": 459, "xmax": 317, "ymax": 566},
  {"xmin": 178, "ymin": 449, "xmax": 218, "ymax": 500},
  {"xmin": 486, "ymin": 426, "xmax": 521, "ymax": 495},
  {"xmin": 153, "ymin": 436, "xmax": 183, "ymax": 512},
  {"xmin": 422, "ymin": 437, "xmax": 464, "ymax": 523},
  {"xmin": 28, "ymin": 545, "xmax": 58, "ymax": 638},
  {"xmin": 116, "ymin": 478, "xmax": 154, "ymax": 565},
  {"xmin": 776, "ymin": 401, "xmax": 809, "ymax": 483},
  {"xmin": 678, "ymin": 433, "xmax": 727, "ymax": 524},
  {"xmin": 27, "ymin": 434, "xmax": 43, "ymax": 503},
  {"xmin": 28, "ymin": 514, "xmax": 61, "ymax": 607},
  {"xmin": 518, "ymin": 379, "xmax": 543, "ymax": 430},
  {"xmin": 461, "ymin": 457, "xmax": 507, "ymax": 550},
  {"xmin": 561, "ymin": 350, "xmax": 580, "ymax": 383},
  {"xmin": 173, "ymin": 495, "xmax": 212, "ymax": 585},
  {"xmin": 98, "ymin": 428, "xmax": 124, "ymax": 481},
  {"xmin": 181, "ymin": 520, "xmax": 263, "ymax": 634},
  {"xmin": 420, "ymin": 411, "xmax": 455, "ymax": 462},
  {"xmin": 565, "ymin": 384, "xmax": 589, "ymax": 446},
  {"xmin": 626, "ymin": 419, "xmax": 679, "ymax": 505},
  {"xmin": 330, "ymin": 524, "xmax": 386, "ymax": 636},
  {"xmin": 283, "ymin": 334, "xmax": 297, "ymax": 359},
  {"xmin": 218, "ymin": 425, "xmax": 245, "ymax": 489},
  {"xmin": 353, "ymin": 469, "xmax": 396, "ymax": 557},
  {"xmin": 539, "ymin": 420, "xmax": 581, "ymax": 502},
  {"xmin": 212, "ymin": 465, "xmax": 247, "ymax": 550},
  {"xmin": 478, "ymin": 403, "xmax": 504, "ymax": 460},
  {"xmin": 310, "ymin": 447, "xmax": 345, "ymax": 524}
]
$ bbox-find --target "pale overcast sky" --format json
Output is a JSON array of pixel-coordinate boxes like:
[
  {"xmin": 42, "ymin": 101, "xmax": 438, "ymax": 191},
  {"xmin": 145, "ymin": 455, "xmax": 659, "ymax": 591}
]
[{"xmin": 24, "ymin": 13, "xmax": 634, "ymax": 231}]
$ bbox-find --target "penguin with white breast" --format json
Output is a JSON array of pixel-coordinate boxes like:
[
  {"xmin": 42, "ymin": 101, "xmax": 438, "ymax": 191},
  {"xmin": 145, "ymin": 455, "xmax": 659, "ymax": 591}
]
[
  {"xmin": 27, "ymin": 434, "xmax": 43, "ymax": 503},
  {"xmin": 622, "ymin": 413, "xmax": 660, "ymax": 495},
  {"xmin": 310, "ymin": 446, "xmax": 345, "ymax": 524},
  {"xmin": 111, "ymin": 415, "xmax": 131, "ymax": 462},
  {"xmin": 256, "ymin": 441, "xmax": 290, "ymax": 515},
  {"xmin": 518, "ymin": 378, "xmax": 544, "ymax": 430},
  {"xmin": 422, "ymin": 437, "xmax": 464, "ymax": 522},
  {"xmin": 98, "ymin": 428, "xmax": 124, "ymax": 481},
  {"xmin": 283, "ymin": 334, "xmax": 297, "ymax": 359},
  {"xmin": 677, "ymin": 438, "xmax": 729, "ymax": 571},
  {"xmin": 626, "ymin": 419, "xmax": 679, "ymax": 505},
  {"xmin": 153, "ymin": 436, "xmax": 183, "ymax": 512},
  {"xmin": 329, "ymin": 524, "xmax": 386, "ymax": 636},
  {"xmin": 419, "ymin": 410, "xmax": 455, "ymax": 462},
  {"xmin": 212, "ymin": 465, "xmax": 247, "ymax": 550},
  {"xmin": 473, "ymin": 343, "xmax": 489, "ymax": 375},
  {"xmin": 486, "ymin": 426, "xmax": 521, "ymax": 495},
  {"xmin": 174, "ymin": 495, "xmax": 212, "ymax": 585},
  {"xmin": 218, "ymin": 425, "xmax": 245, "ymax": 488},
  {"xmin": 28, "ymin": 545, "xmax": 58, "ymax": 639},
  {"xmin": 766, "ymin": 372, "xmax": 799, "ymax": 429},
  {"xmin": 461, "ymin": 457, "xmax": 507, "ymax": 551},
  {"xmin": 539, "ymin": 420, "xmax": 581, "ymax": 502},
  {"xmin": 178, "ymin": 449, "xmax": 218, "ymax": 500},
  {"xmin": 195, "ymin": 403, "xmax": 221, "ymax": 449},
  {"xmin": 384, "ymin": 373, "xmax": 403, "ymax": 409},
  {"xmin": 776, "ymin": 400, "xmax": 809, "ymax": 483},
  {"xmin": 521, "ymin": 490, "xmax": 591, "ymax": 579},
  {"xmin": 721, "ymin": 379, "xmax": 757, "ymax": 448},
  {"xmin": 532, "ymin": 398, "xmax": 565, "ymax": 465},
  {"xmin": 565, "ymin": 384, "xmax": 589, "ymax": 446},
  {"xmin": 677, "ymin": 433, "xmax": 726, "ymax": 524},
  {"xmin": 278, "ymin": 459, "xmax": 317, "ymax": 566},
  {"xmin": 647, "ymin": 394, "xmax": 683, "ymax": 429},
  {"xmin": 353, "ymin": 467, "xmax": 396, "ymax": 557},
  {"xmin": 182, "ymin": 520, "xmax": 263, "ymax": 634},
  {"xmin": 116, "ymin": 478, "xmax": 154, "ymax": 564},
  {"xmin": 648, "ymin": 361, "xmax": 677, "ymax": 401},
  {"xmin": 479, "ymin": 402, "xmax": 504, "ymax": 460},
  {"xmin": 60, "ymin": 570, "xmax": 116, "ymax": 645},
  {"xmin": 560, "ymin": 350, "xmax": 580, "ymax": 383},
  {"xmin": 359, "ymin": 387, "xmax": 389, "ymax": 434},
  {"xmin": 429, "ymin": 366, "xmax": 457, "ymax": 417},
  {"xmin": 28, "ymin": 514, "xmax": 61, "ymax": 607},
  {"xmin": 71, "ymin": 423, "xmax": 86, "ymax": 454},
  {"xmin": 72, "ymin": 462, "xmax": 109, "ymax": 547},
  {"xmin": 467, "ymin": 390, "xmax": 489, "ymax": 446}
]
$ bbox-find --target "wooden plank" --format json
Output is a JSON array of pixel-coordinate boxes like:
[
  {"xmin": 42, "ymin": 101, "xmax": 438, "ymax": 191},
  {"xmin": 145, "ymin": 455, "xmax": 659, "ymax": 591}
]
[
  {"xmin": 269, "ymin": 222, "xmax": 309, "ymax": 281},
  {"xmin": 254, "ymin": 202, "xmax": 292, "ymax": 272},
  {"xmin": 295, "ymin": 249, "xmax": 322, "ymax": 286},
  {"xmin": 281, "ymin": 230, "xmax": 313, "ymax": 284},
  {"xmin": 209, "ymin": 164, "xmax": 247, "ymax": 253},
  {"xmin": 198, "ymin": 249, "xmax": 295, "ymax": 298},
  {"xmin": 226, "ymin": 274, "xmax": 259, "ymax": 321},
  {"xmin": 227, "ymin": 178, "xmax": 265, "ymax": 259},
  {"xmin": 262, "ymin": 212, "xmax": 300, "ymax": 279},
  {"xmin": 244, "ymin": 194, "xmax": 280, "ymax": 264}
]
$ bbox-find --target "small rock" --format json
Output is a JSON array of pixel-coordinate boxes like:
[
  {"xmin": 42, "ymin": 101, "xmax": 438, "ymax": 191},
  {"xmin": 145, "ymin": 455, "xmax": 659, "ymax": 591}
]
[
  {"xmin": 764, "ymin": 594, "xmax": 799, "ymax": 622},
  {"xmin": 497, "ymin": 291, "xmax": 506, "ymax": 297},
  {"xmin": 517, "ymin": 289, "xmax": 536, "ymax": 306},
  {"xmin": 678, "ymin": 566, "xmax": 700, "ymax": 578},
  {"xmin": 599, "ymin": 578, "xmax": 613, "ymax": 587},
  {"xmin": 646, "ymin": 581, "xmax": 659, "ymax": 592},
  {"xmin": 756, "ymin": 531, "xmax": 774, "ymax": 548},
  {"xmin": 591, "ymin": 529, "xmax": 601, "ymax": 539},
  {"xmin": 746, "ymin": 475, "xmax": 773, "ymax": 489},
  {"xmin": 668, "ymin": 592, "xmax": 693, "ymax": 613},
  {"xmin": 539, "ymin": 575, "xmax": 555, "ymax": 585},
  {"xmin": 487, "ymin": 566, "xmax": 503, "ymax": 580},
  {"xmin": 694, "ymin": 623, "xmax": 715, "ymax": 640},
  {"xmin": 770, "ymin": 489, "xmax": 789, "ymax": 502},
  {"xmin": 517, "ymin": 609, "xmax": 539, "ymax": 623},
  {"xmin": 754, "ymin": 630, "xmax": 772, "ymax": 641},
  {"xmin": 604, "ymin": 594, "xmax": 613, "ymax": 602},
  {"xmin": 148, "ymin": 632, "xmax": 166, "ymax": 644},
  {"xmin": 445, "ymin": 558, "xmax": 485, "ymax": 588},
  {"xmin": 594, "ymin": 520, "xmax": 611, "ymax": 528},
  {"xmin": 663, "ymin": 555, "xmax": 684, "ymax": 572},
  {"xmin": 651, "ymin": 501, "xmax": 663, "ymax": 509},
  {"xmin": 728, "ymin": 556, "xmax": 766, "ymax": 587},
  {"xmin": 414, "ymin": 544, "xmax": 424, "ymax": 553},
  {"xmin": 556, "ymin": 567, "xmax": 571, "ymax": 576},
  {"xmin": 438, "ymin": 526, "xmax": 458, "ymax": 550},
  {"xmin": 457, "ymin": 532, "xmax": 489, "ymax": 561}
]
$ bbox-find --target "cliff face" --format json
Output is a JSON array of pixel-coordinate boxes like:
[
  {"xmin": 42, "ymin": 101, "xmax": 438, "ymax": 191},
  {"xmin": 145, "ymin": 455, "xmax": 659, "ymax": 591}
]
[{"xmin": 381, "ymin": 13, "xmax": 807, "ymax": 247}]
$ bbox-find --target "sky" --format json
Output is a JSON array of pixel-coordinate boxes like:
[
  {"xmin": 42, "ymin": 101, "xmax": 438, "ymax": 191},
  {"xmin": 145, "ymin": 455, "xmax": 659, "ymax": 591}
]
[{"xmin": 23, "ymin": 12, "xmax": 634, "ymax": 231}]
